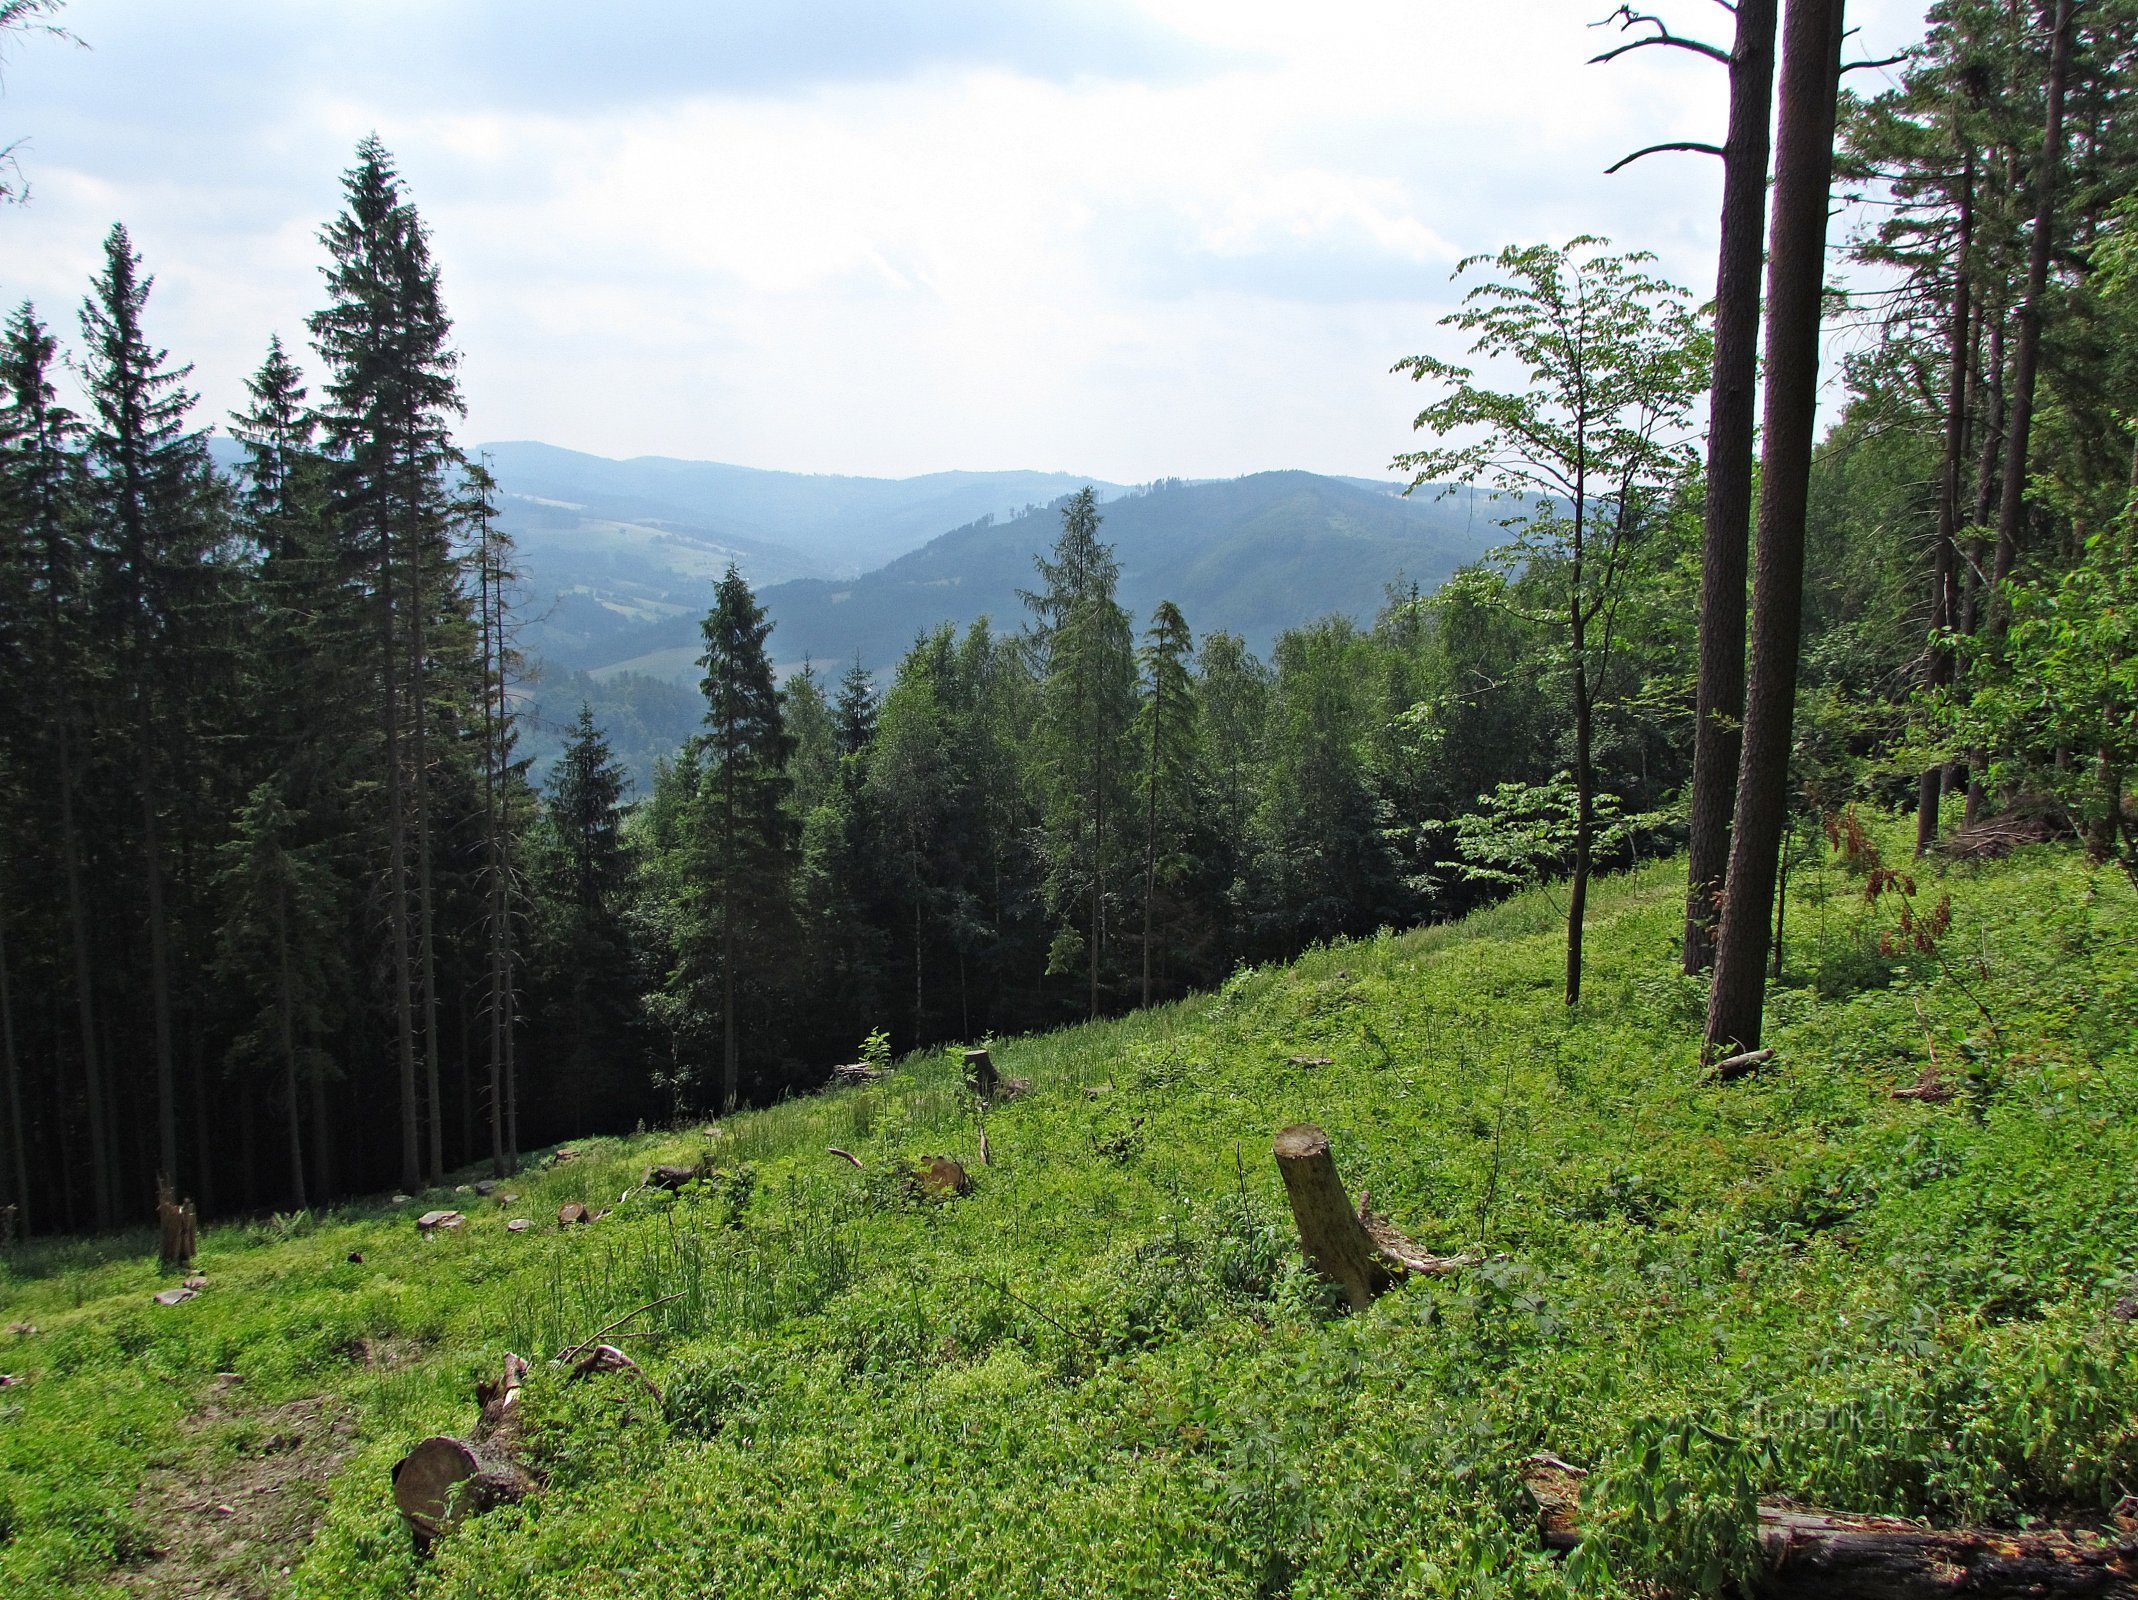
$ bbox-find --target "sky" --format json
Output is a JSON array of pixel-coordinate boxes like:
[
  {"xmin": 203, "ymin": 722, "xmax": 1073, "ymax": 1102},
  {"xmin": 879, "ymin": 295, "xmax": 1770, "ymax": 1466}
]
[{"xmin": 0, "ymin": 0, "xmax": 1927, "ymax": 484}]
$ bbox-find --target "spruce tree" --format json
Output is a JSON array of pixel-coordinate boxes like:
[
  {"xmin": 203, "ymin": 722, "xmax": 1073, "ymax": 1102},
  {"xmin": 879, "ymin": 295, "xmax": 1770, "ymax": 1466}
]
[
  {"xmin": 80, "ymin": 225, "xmax": 221, "ymax": 1192},
  {"xmin": 309, "ymin": 136, "xmax": 466, "ymax": 1191},
  {"xmin": 1022, "ymin": 489, "xmax": 1136, "ymax": 1019},
  {"xmin": 1132, "ymin": 601, "xmax": 1200, "ymax": 1007},
  {"xmin": 691, "ymin": 567, "xmax": 793, "ymax": 1112}
]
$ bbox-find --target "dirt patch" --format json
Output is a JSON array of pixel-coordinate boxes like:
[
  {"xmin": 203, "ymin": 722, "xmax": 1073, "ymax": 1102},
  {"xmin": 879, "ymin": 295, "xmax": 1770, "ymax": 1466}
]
[{"xmin": 120, "ymin": 1378, "xmax": 359, "ymax": 1599}]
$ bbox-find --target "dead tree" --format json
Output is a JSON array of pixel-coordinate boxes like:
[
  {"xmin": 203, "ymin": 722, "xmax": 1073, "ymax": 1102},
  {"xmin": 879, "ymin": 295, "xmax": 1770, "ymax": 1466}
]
[
  {"xmin": 1271, "ymin": 1124, "xmax": 1468, "ymax": 1310},
  {"xmin": 156, "ymin": 1175, "xmax": 197, "ymax": 1269}
]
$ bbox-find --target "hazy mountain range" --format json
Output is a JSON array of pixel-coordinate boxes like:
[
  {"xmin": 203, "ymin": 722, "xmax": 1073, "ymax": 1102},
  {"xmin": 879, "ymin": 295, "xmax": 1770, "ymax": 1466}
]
[{"xmin": 209, "ymin": 439, "xmax": 1505, "ymax": 785}]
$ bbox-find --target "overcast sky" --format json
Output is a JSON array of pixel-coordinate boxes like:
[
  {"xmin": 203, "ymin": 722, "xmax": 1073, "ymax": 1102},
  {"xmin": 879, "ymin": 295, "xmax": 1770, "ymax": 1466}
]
[{"xmin": 0, "ymin": 0, "xmax": 1925, "ymax": 483}]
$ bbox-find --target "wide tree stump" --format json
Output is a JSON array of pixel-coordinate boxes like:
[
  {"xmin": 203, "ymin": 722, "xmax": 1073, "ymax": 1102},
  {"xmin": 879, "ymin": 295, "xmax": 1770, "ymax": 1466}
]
[
  {"xmin": 1272, "ymin": 1124, "xmax": 1398, "ymax": 1310},
  {"xmin": 156, "ymin": 1176, "xmax": 197, "ymax": 1269},
  {"xmin": 1522, "ymin": 1454, "xmax": 2138, "ymax": 1596},
  {"xmin": 391, "ymin": 1436, "xmax": 534, "ymax": 1552},
  {"xmin": 964, "ymin": 1049, "xmax": 1001, "ymax": 1099}
]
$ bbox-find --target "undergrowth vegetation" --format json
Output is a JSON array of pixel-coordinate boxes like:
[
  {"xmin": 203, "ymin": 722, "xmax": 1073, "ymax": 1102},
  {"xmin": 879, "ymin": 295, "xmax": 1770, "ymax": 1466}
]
[{"xmin": 3, "ymin": 826, "xmax": 2136, "ymax": 1598}]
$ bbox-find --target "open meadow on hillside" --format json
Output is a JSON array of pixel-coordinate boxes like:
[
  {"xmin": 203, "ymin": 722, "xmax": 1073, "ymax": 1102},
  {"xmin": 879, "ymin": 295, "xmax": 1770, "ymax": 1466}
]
[{"xmin": 4, "ymin": 832, "xmax": 2136, "ymax": 1599}]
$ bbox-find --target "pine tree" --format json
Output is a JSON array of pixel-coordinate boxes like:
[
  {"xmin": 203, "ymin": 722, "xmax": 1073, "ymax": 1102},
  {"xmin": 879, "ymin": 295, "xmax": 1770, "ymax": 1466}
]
[
  {"xmin": 80, "ymin": 223, "xmax": 220, "ymax": 1192},
  {"xmin": 536, "ymin": 705, "xmax": 633, "ymax": 1138},
  {"xmin": 784, "ymin": 661, "xmax": 838, "ymax": 819},
  {"xmin": 1022, "ymin": 489, "xmax": 1136, "ymax": 1018},
  {"xmin": 690, "ymin": 566, "xmax": 794, "ymax": 1112}
]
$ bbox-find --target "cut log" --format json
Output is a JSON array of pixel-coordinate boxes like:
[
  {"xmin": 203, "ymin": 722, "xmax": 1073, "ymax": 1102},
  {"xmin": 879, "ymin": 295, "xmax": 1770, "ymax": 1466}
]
[
  {"xmin": 1272, "ymin": 1124, "xmax": 1458, "ymax": 1310},
  {"xmin": 963, "ymin": 1048, "xmax": 1001, "ymax": 1100},
  {"xmin": 156, "ymin": 1176, "xmax": 197, "ymax": 1270},
  {"xmin": 910, "ymin": 1155, "xmax": 972, "ymax": 1200},
  {"xmin": 641, "ymin": 1163, "xmax": 700, "ymax": 1191},
  {"xmin": 557, "ymin": 1202, "xmax": 589, "ymax": 1227},
  {"xmin": 1520, "ymin": 1454, "xmax": 2138, "ymax": 1596},
  {"xmin": 1710, "ymin": 1046, "xmax": 1777, "ymax": 1081},
  {"xmin": 828, "ymin": 1062, "xmax": 881, "ymax": 1087},
  {"xmin": 152, "ymin": 1286, "xmax": 196, "ymax": 1306},
  {"xmin": 391, "ymin": 1435, "xmax": 534, "ymax": 1553}
]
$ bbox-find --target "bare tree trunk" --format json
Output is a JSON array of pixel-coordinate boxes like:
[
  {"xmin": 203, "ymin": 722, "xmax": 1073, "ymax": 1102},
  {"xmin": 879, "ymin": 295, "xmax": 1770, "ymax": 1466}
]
[
  {"xmin": 1683, "ymin": 0, "xmax": 1779, "ymax": 973},
  {"xmin": 1704, "ymin": 0, "xmax": 1847, "ymax": 1058},
  {"xmin": 412, "ymin": 547, "xmax": 444, "ymax": 1187},
  {"xmin": 1144, "ymin": 675, "xmax": 1159, "ymax": 1009},
  {"xmin": 0, "ymin": 890, "xmax": 27, "ymax": 1238},
  {"xmin": 1567, "ymin": 609, "xmax": 1593, "ymax": 1007},
  {"xmin": 382, "ymin": 520, "xmax": 421, "ymax": 1194},
  {"xmin": 1992, "ymin": 0, "xmax": 2074, "ymax": 609},
  {"xmin": 141, "ymin": 759, "xmax": 178, "ymax": 1190},
  {"xmin": 275, "ymin": 886, "xmax": 306, "ymax": 1209},
  {"xmin": 57, "ymin": 721, "xmax": 112, "ymax": 1229},
  {"xmin": 1919, "ymin": 149, "xmax": 1974, "ymax": 857},
  {"xmin": 722, "ymin": 724, "xmax": 739, "ymax": 1116}
]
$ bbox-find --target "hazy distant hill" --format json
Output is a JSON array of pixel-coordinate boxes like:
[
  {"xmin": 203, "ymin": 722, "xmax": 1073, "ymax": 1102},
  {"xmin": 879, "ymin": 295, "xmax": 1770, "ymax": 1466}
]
[{"xmin": 585, "ymin": 471, "xmax": 1502, "ymax": 686}]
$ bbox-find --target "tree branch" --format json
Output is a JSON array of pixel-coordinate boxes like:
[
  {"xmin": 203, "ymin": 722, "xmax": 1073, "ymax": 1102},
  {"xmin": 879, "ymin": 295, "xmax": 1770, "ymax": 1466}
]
[
  {"xmin": 1589, "ymin": 6, "xmax": 1731, "ymax": 64},
  {"xmin": 1605, "ymin": 141, "xmax": 1726, "ymax": 174},
  {"xmin": 1841, "ymin": 52, "xmax": 1908, "ymax": 73}
]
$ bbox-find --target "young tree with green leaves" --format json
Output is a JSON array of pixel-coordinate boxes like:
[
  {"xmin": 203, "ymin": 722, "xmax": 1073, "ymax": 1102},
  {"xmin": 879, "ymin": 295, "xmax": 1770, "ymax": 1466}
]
[{"xmin": 1395, "ymin": 238, "xmax": 1707, "ymax": 1003}]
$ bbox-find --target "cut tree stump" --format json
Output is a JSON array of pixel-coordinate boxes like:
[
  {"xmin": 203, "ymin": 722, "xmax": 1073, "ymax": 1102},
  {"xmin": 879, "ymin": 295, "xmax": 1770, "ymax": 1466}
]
[
  {"xmin": 156, "ymin": 1176, "xmax": 197, "ymax": 1269},
  {"xmin": 910, "ymin": 1156, "xmax": 972, "ymax": 1200},
  {"xmin": 415, "ymin": 1210, "xmax": 465, "ymax": 1233},
  {"xmin": 1272, "ymin": 1124, "xmax": 1461, "ymax": 1310},
  {"xmin": 391, "ymin": 1435, "xmax": 534, "ymax": 1552},
  {"xmin": 557, "ymin": 1202, "xmax": 590, "ymax": 1227},
  {"xmin": 964, "ymin": 1049, "xmax": 1001, "ymax": 1099},
  {"xmin": 1521, "ymin": 1454, "xmax": 2138, "ymax": 1597}
]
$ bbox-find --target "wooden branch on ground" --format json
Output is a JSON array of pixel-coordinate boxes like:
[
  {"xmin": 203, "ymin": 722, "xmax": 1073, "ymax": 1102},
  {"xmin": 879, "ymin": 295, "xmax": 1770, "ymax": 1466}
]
[
  {"xmin": 1521, "ymin": 1454, "xmax": 2138, "ymax": 1596},
  {"xmin": 554, "ymin": 1291, "xmax": 685, "ymax": 1363},
  {"xmin": 1709, "ymin": 1045, "xmax": 1776, "ymax": 1081},
  {"xmin": 1272, "ymin": 1124, "xmax": 1464, "ymax": 1310},
  {"xmin": 827, "ymin": 1146, "xmax": 864, "ymax": 1169}
]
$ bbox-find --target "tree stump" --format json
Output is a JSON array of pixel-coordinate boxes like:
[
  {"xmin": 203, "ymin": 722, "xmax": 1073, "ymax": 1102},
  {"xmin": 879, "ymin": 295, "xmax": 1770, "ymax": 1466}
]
[
  {"xmin": 1271, "ymin": 1125, "xmax": 1466, "ymax": 1310},
  {"xmin": 391, "ymin": 1436, "xmax": 535, "ymax": 1552},
  {"xmin": 910, "ymin": 1155, "xmax": 972, "ymax": 1200},
  {"xmin": 642, "ymin": 1164, "xmax": 699, "ymax": 1192},
  {"xmin": 156, "ymin": 1176, "xmax": 197, "ymax": 1270},
  {"xmin": 557, "ymin": 1202, "xmax": 589, "ymax": 1227},
  {"xmin": 964, "ymin": 1049, "xmax": 1001, "ymax": 1100}
]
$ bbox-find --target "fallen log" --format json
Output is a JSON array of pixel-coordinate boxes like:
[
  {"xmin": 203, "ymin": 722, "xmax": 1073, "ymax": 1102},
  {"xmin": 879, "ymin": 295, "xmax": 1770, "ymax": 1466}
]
[
  {"xmin": 1521, "ymin": 1454, "xmax": 2138, "ymax": 1597},
  {"xmin": 416, "ymin": 1210, "xmax": 465, "ymax": 1232},
  {"xmin": 1710, "ymin": 1046, "xmax": 1777, "ymax": 1082},
  {"xmin": 1272, "ymin": 1124, "xmax": 1456, "ymax": 1310},
  {"xmin": 828, "ymin": 1061, "xmax": 881, "ymax": 1088},
  {"xmin": 393, "ymin": 1354, "xmax": 534, "ymax": 1552},
  {"xmin": 641, "ymin": 1163, "xmax": 699, "ymax": 1191}
]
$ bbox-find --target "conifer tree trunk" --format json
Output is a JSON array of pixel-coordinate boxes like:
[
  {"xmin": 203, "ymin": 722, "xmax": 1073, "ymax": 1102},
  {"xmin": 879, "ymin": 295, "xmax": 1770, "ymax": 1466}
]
[
  {"xmin": 412, "ymin": 555, "xmax": 444, "ymax": 1186},
  {"xmin": 1704, "ymin": 0, "xmax": 1848, "ymax": 1057},
  {"xmin": 382, "ymin": 518, "xmax": 422, "ymax": 1194},
  {"xmin": 56, "ymin": 722, "xmax": 112, "ymax": 1229},
  {"xmin": 275, "ymin": 883, "xmax": 307, "ymax": 1209},
  {"xmin": 0, "ymin": 892, "xmax": 27, "ymax": 1238},
  {"xmin": 1143, "ymin": 672, "xmax": 1161, "ymax": 1010},
  {"xmin": 723, "ymin": 708, "xmax": 739, "ymax": 1115},
  {"xmin": 1919, "ymin": 150, "xmax": 1974, "ymax": 857},
  {"xmin": 1684, "ymin": 0, "xmax": 1780, "ymax": 973},
  {"xmin": 140, "ymin": 747, "xmax": 178, "ymax": 1185},
  {"xmin": 1992, "ymin": 0, "xmax": 2073, "ymax": 609}
]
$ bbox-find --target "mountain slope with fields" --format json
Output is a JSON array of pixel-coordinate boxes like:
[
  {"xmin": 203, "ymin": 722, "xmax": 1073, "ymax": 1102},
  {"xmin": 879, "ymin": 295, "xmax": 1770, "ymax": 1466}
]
[{"xmin": 5, "ymin": 834, "xmax": 2134, "ymax": 1599}]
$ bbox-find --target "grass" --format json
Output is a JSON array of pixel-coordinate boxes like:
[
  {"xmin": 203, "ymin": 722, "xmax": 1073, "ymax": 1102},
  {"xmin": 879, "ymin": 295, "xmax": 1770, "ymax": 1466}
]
[{"xmin": 4, "ymin": 825, "xmax": 2137, "ymax": 1597}]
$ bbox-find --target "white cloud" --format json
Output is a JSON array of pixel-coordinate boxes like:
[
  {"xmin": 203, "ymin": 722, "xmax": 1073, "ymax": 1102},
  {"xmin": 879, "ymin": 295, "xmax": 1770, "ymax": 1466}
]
[{"xmin": 2, "ymin": 0, "xmax": 1929, "ymax": 482}]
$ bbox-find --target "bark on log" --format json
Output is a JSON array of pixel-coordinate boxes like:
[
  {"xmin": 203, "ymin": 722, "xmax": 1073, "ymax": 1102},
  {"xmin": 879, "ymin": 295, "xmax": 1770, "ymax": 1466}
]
[
  {"xmin": 1272, "ymin": 1124, "xmax": 1459, "ymax": 1309},
  {"xmin": 963, "ymin": 1049, "xmax": 1000, "ymax": 1100},
  {"xmin": 1522, "ymin": 1454, "xmax": 2138, "ymax": 1596},
  {"xmin": 642, "ymin": 1163, "xmax": 699, "ymax": 1191},
  {"xmin": 391, "ymin": 1436, "xmax": 534, "ymax": 1552},
  {"xmin": 1711, "ymin": 1046, "xmax": 1776, "ymax": 1082}
]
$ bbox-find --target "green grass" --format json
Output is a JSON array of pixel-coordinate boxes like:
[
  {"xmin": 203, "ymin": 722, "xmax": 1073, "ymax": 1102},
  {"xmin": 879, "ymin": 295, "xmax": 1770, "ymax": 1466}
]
[{"xmin": 6, "ymin": 828, "xmax": 2138, "ymax": 1598}]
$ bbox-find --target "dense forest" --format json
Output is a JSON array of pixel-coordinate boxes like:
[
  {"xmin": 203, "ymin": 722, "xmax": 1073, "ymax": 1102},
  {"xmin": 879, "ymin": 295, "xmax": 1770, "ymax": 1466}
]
[{"xmin": 2, "ymin": 0, "xmax": 2135, "ymax": 1239}]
